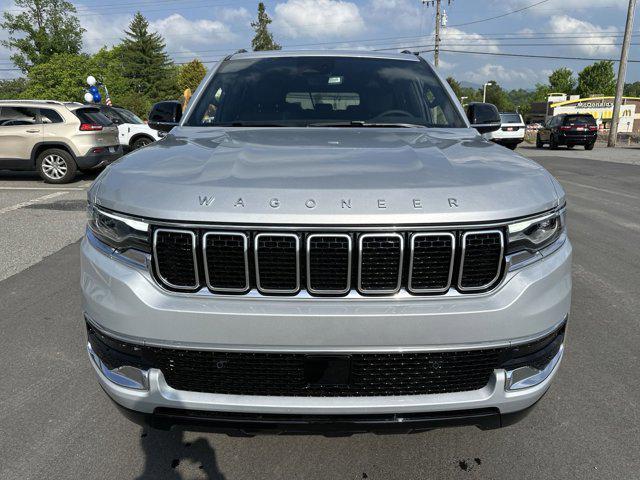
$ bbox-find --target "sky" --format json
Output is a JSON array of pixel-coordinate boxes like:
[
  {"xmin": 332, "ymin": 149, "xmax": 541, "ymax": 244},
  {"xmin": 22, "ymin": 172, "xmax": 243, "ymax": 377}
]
[{"xmin": 0, "ymin": 0, "xmax": 637, "ymax": 90}]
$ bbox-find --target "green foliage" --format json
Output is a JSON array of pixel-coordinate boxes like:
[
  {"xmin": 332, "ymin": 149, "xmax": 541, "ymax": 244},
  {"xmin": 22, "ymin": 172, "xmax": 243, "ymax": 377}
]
[
  {"xmin": 577, "ymin": 60, "xmax": 616, "ymax": 97},
  {"xmin": 120, "ymin": 12, "xmax": 174, "ymax": 100},
  {"xmin": 0, "ymin": 77, "xmax": 29, "ymax": 99},
  {"xmin": 22, "ymin": 53, "xmax": 96, "ymax": 101},
  {"xmin": 548, "ymin": 68, "xmax": 576, "ymax": 95},
  {"xmin": 624, "ymin": 81, "xmax": 640, "ymax": 97},
  {"xmin": 482, "ymin": 81, "xmax": 514, "ymax": 112},
  {"xmin": 251, "ymin": 2, "xmax": 281, "ymax": 51},
  {"xmin": 177, "ymin": 59, "xmax": 207, "ymax": 93},
  {"xmin": 446, "ymin": 76, "xmax": 462, "ymax": 99},
  {"xmin": 1, "ymin": 0, "xmax": 84, "ymax": 73}
]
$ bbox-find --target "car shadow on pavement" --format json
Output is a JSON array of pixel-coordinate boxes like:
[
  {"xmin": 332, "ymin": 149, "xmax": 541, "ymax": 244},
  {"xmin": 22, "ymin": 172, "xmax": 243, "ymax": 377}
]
[
  {"xmin": 0, "ymin": 170, "xmax": 98, "ymax": 184},
  {"xmin": 136, "ymin": 429, "xmax": 226, "ymax": 479}
]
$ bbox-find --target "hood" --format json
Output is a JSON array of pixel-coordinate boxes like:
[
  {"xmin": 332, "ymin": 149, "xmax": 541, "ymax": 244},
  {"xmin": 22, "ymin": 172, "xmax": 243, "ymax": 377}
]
[{"xmin": 93, "ymin": 127, "xmax": 560, "ymax": 225}]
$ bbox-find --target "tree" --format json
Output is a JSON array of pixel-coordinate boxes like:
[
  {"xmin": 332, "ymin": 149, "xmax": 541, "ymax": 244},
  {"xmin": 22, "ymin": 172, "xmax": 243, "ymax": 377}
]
[
  {"xmin": 482, "ymin": 80, "xmax": 514, "ymax": 111},
  {"xmin": 446, "ymin": 76, "xmax": 463, "ymax": 99},
  {"xmin": 0, "ymin": 77, "xmax": 29, "ymax": 99},
  {"xmin": 548, "ymin": 68, "xmax": 576, "ymax": 95},
  {"xmin": 177, "ymin": 59, "xmax": 207, "ymax": 93},
  {"xmin": 1, "ymin": 0, "xmax": 84, "ymax": 73},
  {"xmin": 22, "ymin": 53, "xmax": 96, "ymax": 101},
  {"xmin": 624, "ymin": 81, "xmax": 640, "ymax": 97},
  {"xmin": 577, "ymin": 60, "xmax": 616, "ymax": 97},
  {"xmin": 251, "ymin": 2, "xmax": 281, "ymax": 51},
  {"xmin": 120, "ymin": 12, "xmax": 174, "ymax": 100}
]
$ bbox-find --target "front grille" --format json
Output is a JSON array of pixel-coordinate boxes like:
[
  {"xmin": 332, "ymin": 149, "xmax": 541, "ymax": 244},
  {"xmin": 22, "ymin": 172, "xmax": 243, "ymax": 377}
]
[
  {"xmin": 153, "ymin": 229, "xmax": 198, "ymax": 289},
  {"xmin": 255, "ymin": 234, "xmax": 299, "ymax": 293},
  {"xmin": 307, "ymin": 234, "xmax": 352, "ymax": 294},
  {"xmin": 152, "ymin": 227, "xmax": 505, "ymax": 296},
  {"xmin": 149, "ymin": 347, "xmax": 503, "ymax": 397},
  {"xmin": 459, "ymin": 231, "xmax": 504, "ymax": 291}
]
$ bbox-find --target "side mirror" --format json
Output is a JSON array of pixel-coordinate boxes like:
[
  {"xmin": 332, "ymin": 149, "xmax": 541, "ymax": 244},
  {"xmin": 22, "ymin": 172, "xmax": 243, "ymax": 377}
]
[
  {"xmin": 148, "ymin": 101, "xmax": 183, "ymax": 132},
  {"xmin": 466, "ymin": 103, "xmax": 501, "ymax": 134}
]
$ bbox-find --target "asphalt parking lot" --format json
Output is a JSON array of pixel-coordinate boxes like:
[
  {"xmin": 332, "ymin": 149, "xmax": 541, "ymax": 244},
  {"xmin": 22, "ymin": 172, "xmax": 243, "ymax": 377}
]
[{"xmin": 1, "ymin": 144, "xmax": 639, "ymax": 479}]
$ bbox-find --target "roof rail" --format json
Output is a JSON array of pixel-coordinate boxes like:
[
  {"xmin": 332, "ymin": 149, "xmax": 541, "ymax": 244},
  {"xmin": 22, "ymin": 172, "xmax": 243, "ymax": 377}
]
[
  {"xmin": 0, "ymin": 99, "xmax": 65, "ymax": 105},
  {"xmin": 225, "ymin": 48, "xmax": 248, "ymax": 60}
]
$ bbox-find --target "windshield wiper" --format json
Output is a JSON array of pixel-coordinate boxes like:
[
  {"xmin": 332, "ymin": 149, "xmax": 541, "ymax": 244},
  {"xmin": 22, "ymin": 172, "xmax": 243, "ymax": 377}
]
[{"xmin": 307, "ymin": 121, "xmax": 427, "ymax": 128}]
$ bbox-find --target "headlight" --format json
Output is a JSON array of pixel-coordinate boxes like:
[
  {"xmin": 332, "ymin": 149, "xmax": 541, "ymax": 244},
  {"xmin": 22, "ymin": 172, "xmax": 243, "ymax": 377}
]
[
  {"xmin": 87, "ymin": 204, "xmax": 150, "ymax": 253},
  {"xmin": 506, "ymin": 207, "xmax": 566, "ymax": 266}
]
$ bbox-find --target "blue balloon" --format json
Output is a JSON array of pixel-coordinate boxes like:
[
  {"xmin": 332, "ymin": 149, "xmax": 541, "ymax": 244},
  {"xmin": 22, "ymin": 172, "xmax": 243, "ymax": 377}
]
[
  {"xmin": 93, "ymin": 92, "xmax": 102, "ymax": 103},
  {"xmin": 89, "ymin": 85, "xmax": 99, "ymax": 94}
]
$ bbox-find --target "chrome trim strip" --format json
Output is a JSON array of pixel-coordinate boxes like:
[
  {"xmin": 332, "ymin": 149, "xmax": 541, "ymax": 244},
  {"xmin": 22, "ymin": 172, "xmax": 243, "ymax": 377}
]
[
  {"xmin": 254, "ymin": 233, "xmax": 300, "ymax": 294},
  {"xmin": 88, "ymin": 341, "xmax": 149, "ymax": 390},
  {"xmin": 84, "ymin": 314, "xmax": 568, "ymax": 354},
  {"xmin": 505, "ymin": 344, "xmax": 564, "ymax": 391},
  {"xmin": 152, "ymin": 229, "xmax": 200, "ymax": 291},
  {"xmin": 306, "ymin": 233, "xmax": 352, "ymax": 295},
  {"xmin": 357, "ymin": 233, "xmax": 404, "ymax": 294},
  {"xmin": 202, "ymin": 231, "xmax": 250, "ymax": 293},
  {"xmin": 95, "ymin": 205, "xmax": 566, "ymax": 232},
  {"xmin": 407, "ymin": 232, "xmax": 455, "ymax": 294},
  {"xmin": 458, "ymin": 230, "xmax": 505, "ymax": 292}
]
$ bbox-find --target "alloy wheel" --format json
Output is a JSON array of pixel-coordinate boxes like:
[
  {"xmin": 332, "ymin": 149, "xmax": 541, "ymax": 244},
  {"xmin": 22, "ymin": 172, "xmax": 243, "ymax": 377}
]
[{"xmin": 41, "ymin": 154, "xmax": 68, "ymax": 180}]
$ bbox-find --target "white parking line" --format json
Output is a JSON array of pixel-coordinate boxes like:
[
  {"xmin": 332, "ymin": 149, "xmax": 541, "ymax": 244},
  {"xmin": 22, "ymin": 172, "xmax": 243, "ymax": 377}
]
[
  {"xmin": 0, "ymin": 191, "xmax": 67, "ymax": 215},
  {"xmin": 0, "ymin": 186, "xmax": 88, "ymax": 191}
]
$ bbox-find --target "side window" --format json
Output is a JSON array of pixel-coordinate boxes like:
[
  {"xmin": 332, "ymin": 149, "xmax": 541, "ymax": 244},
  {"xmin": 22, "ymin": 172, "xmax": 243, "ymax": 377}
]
[
  {"xmin": 101, "ymin": 107, "xmax": 124, "ymax": 124},
  {"xmin": 40, "ymin": 108, "xmax": 64, "ymax": 124},
  {"xmin": 0, "ymin": 106, "xmax": 39, "ymax": 126}
]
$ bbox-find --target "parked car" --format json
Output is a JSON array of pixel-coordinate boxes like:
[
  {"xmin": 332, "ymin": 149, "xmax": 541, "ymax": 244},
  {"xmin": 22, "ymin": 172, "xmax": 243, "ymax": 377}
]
[
  {"xmin": 536, "ymin": 113, "xmax": 597, "ymax": 150},
  {"xmin": 0, "ymin": 100, "xmax": 122, "ymax": 183},
  {"xmin": 485, "ymin": 112, "xmax": 525, "ymax": 149},
  {"xmin": 83, "ymin": 50, "xmax": 570, "ymax": 435},
  {"xmin": 96, "ymin": 105, "xmax": 161, "ymax": 151}
]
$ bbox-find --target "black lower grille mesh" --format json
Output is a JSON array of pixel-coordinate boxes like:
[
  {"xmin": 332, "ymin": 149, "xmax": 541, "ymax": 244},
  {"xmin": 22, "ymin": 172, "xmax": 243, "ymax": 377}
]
[
  {"xmin": 460, "ymin": 232, "xmax": 503, "ymax": 289},
  {"xmin": 256, "ymin": 234, "xmax": 299, "ymax": 292},
  {"xmin": 409, "ymin": 234, "xmax": 454, "ymax": 291},
  {"xmin": 154, "ymin": 230, "xmax": 197, "ymax": 288},
  {"xmin": 359, "ymin": 235, "xmax": 402, "ymax": 292},
  {"xmin": 149, "ymin": 348, "xmax": 503, "ymax": 397},
  {"xmin": 308, "ymin": 235, "xmax": 351, "ymax": 293},
  {"xmin": 204, "ymin": 233, "xmax": 248, "ymax": 291}
]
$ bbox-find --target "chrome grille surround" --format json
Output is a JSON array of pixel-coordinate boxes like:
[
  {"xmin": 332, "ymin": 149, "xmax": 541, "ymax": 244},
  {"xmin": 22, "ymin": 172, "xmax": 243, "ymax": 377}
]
[
  {"xmin": 458, "ymin": 230, "xmax": 505, "ymax": 292},
  {"xmin": 407, "ymin": 232, "xmax": 456, "ymax": 293},
  {"xmin": 202, "ymin": 231, "xmax": 250, "ymax": 293},
  {"xmin": 254, "ymin": 233, "xmax": 301, "ymax": 294},
  {"xmin": 306, "ymin": 233, "xmax": 352, "ymax": 295},
  {"xmin": 152, "ymin": 229, "xmax": 199, "ymax": 291},
  {"xmin": 357, "ymin": 233, "xmax": 404, "ymax": 294}
]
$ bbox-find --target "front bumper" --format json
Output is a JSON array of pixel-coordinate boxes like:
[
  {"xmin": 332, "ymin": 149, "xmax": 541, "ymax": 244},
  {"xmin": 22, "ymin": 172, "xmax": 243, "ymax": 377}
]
[{"xmin": 81, "ymin": 234, "xmax": 571, "ymax": 429}]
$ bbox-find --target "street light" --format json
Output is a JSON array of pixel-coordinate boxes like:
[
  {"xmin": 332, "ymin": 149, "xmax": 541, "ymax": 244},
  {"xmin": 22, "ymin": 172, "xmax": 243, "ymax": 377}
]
[{"xmin": 483, "ymin": 82, "xmax": 494, "ymax": 103}]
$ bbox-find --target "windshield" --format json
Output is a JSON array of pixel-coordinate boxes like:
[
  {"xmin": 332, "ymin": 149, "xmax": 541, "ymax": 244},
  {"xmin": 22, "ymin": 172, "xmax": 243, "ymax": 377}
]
[
  {"xmin": 186, "ymin": 56, "xmax": 466, "ymax": 128},
  {"xmin": 115, "ymin": 108, "xmax": 144, "ymax": 124},
  {"xmin": 500, "ymin": 113, "xmax": 522, "ymax": 124}
]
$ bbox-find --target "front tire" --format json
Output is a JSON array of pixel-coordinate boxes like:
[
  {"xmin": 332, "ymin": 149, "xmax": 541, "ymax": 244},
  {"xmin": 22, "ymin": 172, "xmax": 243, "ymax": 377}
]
[
  {"xmin": 131, "ymin": 136, "xmax": 153, "ymax": 150},
  {"xmin": 585, "ymin": 143, "xmax": 595, "ymax": 151},
  {"xmin": 536, "ymin": 134, "xmax": 543, "ymax": 148},
  {"xmin": 549, "ymin": 135, "xmax": 558, "ymax": 150},
  {"xmin": 37, "ymin": 149, "xmax": 77, "ymax": 184},
  {"xmin": 506, "ymin": 143, "xmax": 518, "ymax": 150}
]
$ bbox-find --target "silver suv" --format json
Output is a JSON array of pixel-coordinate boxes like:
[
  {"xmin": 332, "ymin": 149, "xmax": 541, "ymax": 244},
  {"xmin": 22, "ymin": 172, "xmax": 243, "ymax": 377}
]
[
  {"xmin": 0, "ymin": 100, "xmax": 122, "ymax": 183},
  {"xmin": 82, "ymin": 51, "xmax": 571, "ymax": 435}
]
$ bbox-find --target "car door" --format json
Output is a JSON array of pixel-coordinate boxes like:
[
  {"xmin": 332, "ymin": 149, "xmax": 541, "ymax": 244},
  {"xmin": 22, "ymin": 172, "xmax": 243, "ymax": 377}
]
[
  {"xmin": 541, "ymin": 117, "xmax": 554, "ymax": 141},
  {"xmin": 0, "ymin": 106, "xmax": 43, "ymax": 164}
]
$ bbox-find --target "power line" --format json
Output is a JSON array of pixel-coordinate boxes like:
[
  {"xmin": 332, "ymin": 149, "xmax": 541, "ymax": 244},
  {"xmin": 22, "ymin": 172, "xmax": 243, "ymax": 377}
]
[
  {"xmin": 449, "ymin": 0, "xmax": 553, "ymax": 27},
  {"xmin": 431, "ymin": 48, "xmax": 640, "ymax": 63}
]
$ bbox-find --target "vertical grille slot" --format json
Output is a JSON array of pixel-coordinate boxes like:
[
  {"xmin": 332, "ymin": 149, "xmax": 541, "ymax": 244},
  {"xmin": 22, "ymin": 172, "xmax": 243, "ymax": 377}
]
[
  {"xmin": 358, "ymin": 233, "xmax": 404, "ymax": 294},
  {"xmin": 153, "ymin": 229, "xmax": 198, "ymax": 290},
  {"xmin": 255, "ymin": 233, "xmax": 300, "ymax": 294},
  {"xmin": 203, "ymin": 232, "xmax": 249, "ymax": 293},
  {"xmin": 408, "ymin": 233, "xmax": 455, "ymax": 293},
  {"xmin": 306, "ymin": 234, "xmax": 352, "ymax": 294},
  {"xmin": 459, "ymin": 230, "xmax": 504, "ymax": 291}
]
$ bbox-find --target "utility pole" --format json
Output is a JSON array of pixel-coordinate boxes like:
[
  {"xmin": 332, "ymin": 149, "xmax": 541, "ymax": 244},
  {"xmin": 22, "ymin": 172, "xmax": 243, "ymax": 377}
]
[
  {"xmin": 434, "ymin": 0, "xmax": 441, "ymax": 68},
  {"xmin": 608, "ymin": 0, "xmax": 637, "ymax": 148}
]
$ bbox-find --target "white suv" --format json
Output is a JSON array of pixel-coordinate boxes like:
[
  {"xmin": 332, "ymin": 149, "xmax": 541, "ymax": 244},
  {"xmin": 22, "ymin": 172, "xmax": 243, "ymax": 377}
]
[
  {"xmin": 486, "ymin": 112, "xmax": 525, "ymax": 150},
  {"xmin": 98, "ymin": 105, "xmax": 161, "ymax": 151}
]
